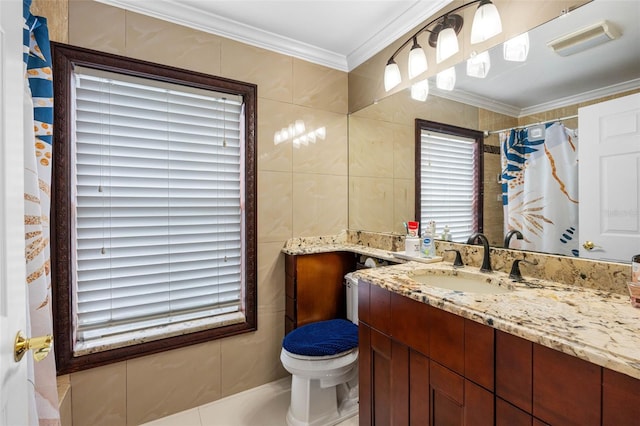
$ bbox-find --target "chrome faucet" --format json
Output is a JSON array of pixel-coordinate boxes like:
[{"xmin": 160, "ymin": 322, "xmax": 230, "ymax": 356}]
[
  {"xmin": 504, "ymin": 229, "xmax": 523, "ymax": 248},
  {"xmin": 466, "ymin": 233, "xmax": 492, "ymax": 273}
]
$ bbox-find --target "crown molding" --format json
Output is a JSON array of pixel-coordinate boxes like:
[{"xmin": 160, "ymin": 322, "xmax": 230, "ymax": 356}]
[
  {"xmin": 431, "ymin": 77, "xmax": 640, "ymax": 118},
  {"xmin": 430, "ymin": 86, "xmax": 522, "ymax": 117},
  {"xmin": 518, "ymin": 78, "xmax": 640, "ymax": 117},
  {"xmin": 96, "ymin": 0, "xmax": 454, "ymax": 72},
  {"xmin": 346, "ymin": 0, "xmax": 453, "ymax": 70},
  {"xmin": 96, "ymin": 0, "xmax": 349, "ymax": 71}
]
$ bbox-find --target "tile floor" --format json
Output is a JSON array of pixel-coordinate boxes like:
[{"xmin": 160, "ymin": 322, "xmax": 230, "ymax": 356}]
[{"xmin": 142, "ymin": 376, "xmax": 359, "ymax": 426}]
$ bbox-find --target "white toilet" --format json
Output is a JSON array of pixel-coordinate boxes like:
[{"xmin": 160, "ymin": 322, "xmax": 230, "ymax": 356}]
[{"xmin": 280, "ymin": 273, "xmax": 360, "ymax": 426}]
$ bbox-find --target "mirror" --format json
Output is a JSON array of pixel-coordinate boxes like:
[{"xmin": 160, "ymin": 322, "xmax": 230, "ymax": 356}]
[{"xmin": 347, "ymin": 0, "xmax": 640, "ymax": 262}]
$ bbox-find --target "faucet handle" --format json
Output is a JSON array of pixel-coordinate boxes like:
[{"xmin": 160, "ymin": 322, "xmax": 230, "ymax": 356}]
[
  {"xmin": 444, "ymin": 249, "xmax": 464, "ymax": 267},
  {"xmin": 509, "ymin": 259, "xmax": 538, "ymax": 281}
]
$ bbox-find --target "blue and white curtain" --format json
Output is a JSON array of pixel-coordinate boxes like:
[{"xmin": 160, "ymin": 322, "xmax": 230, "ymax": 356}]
[
  {"xmin": 23, "ymin": 1, "xmax": 59, "ymax": 424},
  {"xmin": 501, "ymin": 122, "xmax": 579, "ymax": 256}
]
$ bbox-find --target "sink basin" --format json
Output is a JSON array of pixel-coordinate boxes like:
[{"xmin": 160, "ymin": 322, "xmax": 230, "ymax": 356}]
[{"xmin": 409, "ymin": 269, "xmax": 513, "ymax": 294}]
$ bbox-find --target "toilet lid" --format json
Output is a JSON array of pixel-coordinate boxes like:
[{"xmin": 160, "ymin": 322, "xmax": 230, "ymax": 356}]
[{"xmin": 282, "ymin": 319, "xmax": 358, "ymax": 356}]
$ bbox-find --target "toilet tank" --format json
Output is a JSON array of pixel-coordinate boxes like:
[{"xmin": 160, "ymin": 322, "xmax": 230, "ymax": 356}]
[{"xmin": 344, "ymin": 272, "xmax": 359, "ymax": 325}]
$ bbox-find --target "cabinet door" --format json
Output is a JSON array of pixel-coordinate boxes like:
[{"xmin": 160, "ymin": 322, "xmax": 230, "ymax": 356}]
[
  {"xmin": 287, "ymin": 252, "xmax": 355, "ymax": 329},
  {"xmin": 532, "ymin": 344, "xmax": 601, "ymax": 426},
  {"xmin": 430, "ymin": 361, "xmax": 464, "ymax": 425},
  {"xmin": 464, "ymin": 380, "xmax": 493, "ymax": 426},
  {"xmin": 496, "ymin": 398, "xmax": 532, "ymax": 426},
  {"xmin": 359, "ymin": 323, "xmax": 373, "ymax": 426},
  {"xmin": 370, "ymin": 326, "xmax": 393, "ymax": 425},
  {"xmin": 410, "ymin": 349, "xmax": 430, "ymax": 425}
]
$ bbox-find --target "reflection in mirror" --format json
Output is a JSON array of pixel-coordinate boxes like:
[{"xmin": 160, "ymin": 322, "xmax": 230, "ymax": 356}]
[{"xmin": 348, "ymin": 0, "xmax": 640, "ymax": 262}]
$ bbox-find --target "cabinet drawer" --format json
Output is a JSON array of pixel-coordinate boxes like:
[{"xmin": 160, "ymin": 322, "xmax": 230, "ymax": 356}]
[
  {"xmin": 369, "ymin": 284, "xmax": 391, "ymax": 335},
  {"xmin": 533, "ymin": 344, "xmax": 601, "ymax": 426},
  {"xmin": 430, "ymin": 307, "xmax": 464, "ymax": 375},
  {"xmin": 496, "ymin": 330, "xmax": 532, "ymax": 412},
  {"xmin": 390, "ymin": 291, "xmax": 429, "ymax": 355},
  {"xmin": 603, "ymin": 368, "xmax": 640, "ymax": 424},
  {"xmin": 464, "ymin": 319, "xmax": 494, "ymax": 391}
]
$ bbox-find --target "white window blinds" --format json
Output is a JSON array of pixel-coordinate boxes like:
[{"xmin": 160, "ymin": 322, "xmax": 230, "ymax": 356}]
[
  {"xmin": 419, "ymin": 130, "xmax": 478, "ymax": 242},
  {"xmin": 71, "ymin": 66, "xmax": 245, "ymax": 353}
]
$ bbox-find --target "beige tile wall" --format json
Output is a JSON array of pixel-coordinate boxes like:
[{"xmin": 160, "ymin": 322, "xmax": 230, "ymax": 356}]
[{"xmin": 38, "ymin": 1, "xmax": 350, "ymax": 424}]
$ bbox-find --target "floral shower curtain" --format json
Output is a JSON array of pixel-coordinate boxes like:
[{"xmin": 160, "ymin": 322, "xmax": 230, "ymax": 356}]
[
  {"xmin": 23, "ymin": 1, "xmax": 59, "ymax": 424},
  {"xmin": 501, "ymin": 122, "xmax": 579, "ymax": 256}
]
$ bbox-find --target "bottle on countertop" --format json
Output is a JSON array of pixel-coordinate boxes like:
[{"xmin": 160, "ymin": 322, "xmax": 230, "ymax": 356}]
[
  {"xmin": 441, "ymin": 225, "xmax": 452, "ymax": 242},
  {"xmin": 421, "ymin": 221, "xmax": 436, "ymax": 258}
]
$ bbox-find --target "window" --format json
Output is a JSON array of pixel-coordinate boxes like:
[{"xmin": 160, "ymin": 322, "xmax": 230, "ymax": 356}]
[
  {"xmin": 415, "ymin": 120, "xmax": 483, "ymax": 242},
  {"xmin": 52, "ymin": 43, "xmax": 257, "ymax": 373}
]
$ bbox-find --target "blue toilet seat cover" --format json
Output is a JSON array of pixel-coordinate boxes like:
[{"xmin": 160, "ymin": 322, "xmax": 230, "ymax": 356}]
[{"xmin": 282, "ymin": 319, "xmax": 358, "ymax": 356}]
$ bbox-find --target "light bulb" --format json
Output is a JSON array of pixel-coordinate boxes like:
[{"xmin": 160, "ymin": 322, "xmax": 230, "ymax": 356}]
[
  {"xmin": 436, "ymin": 67, "xmax": 456, "ymax": 91},
  {"xmin": 504, "ymin": 32, "xmax": 530, "ymax": 62},
  {"xmin": 436, "ymin": 26, "xmax": 459, "ymax": 63},
  {"xmin": 466, "ymin": 50, "xmax": 491, "ymax": 78},
  {"xmin": 471, "ymin": 0, "xmax": 502, "ymax": 44},
  {"xmin": 411, "ymin": 79, "xmax": 429, "ymax": 102},
  {"xmin": 384, "ymin": 59, "xmax": 401, "ymax": 91},
  {"xmin": 408, "ymin": 38, "xmax": 428, "ymax": 79}
]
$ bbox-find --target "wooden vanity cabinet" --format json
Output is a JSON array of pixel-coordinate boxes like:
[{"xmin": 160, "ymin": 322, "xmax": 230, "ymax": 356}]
[
  {"xmin": 359, "ymin": 281, "xmax": 494, "ymax": 425},
  {"xmin": 360, "ymin": 282, "xmax": 640, "ymax": 426},
  {"xmin": 284, "ymin": 252, "xmax": 356, "ymax": 334}
]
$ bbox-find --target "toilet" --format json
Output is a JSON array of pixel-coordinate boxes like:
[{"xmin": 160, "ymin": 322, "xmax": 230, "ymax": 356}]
[{"xmin": 280, "ymin": 272, "xmax": 360, "ymax": 426}]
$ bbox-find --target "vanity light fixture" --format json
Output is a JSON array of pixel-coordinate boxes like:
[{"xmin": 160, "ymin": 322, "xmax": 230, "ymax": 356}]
[
  {"xmin": 383, "ymin": 0, "xmax": 502, "ymax": 91},
  {"xmin": 504, "ymin": 32, "xmax": 530, "ymax": 61}
]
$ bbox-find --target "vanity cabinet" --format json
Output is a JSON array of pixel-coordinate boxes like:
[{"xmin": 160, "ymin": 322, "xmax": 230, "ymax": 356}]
[
  {"xmin": 359, "ymin": 281, "xmax": 494, "ymax": 425},
  {"xmin": 359, "ymin": 281, "xmax": 640, "ymax": 426},
  {"xmin": 284, "ymin": 252, "xmax": 355, "ymax": 334}
]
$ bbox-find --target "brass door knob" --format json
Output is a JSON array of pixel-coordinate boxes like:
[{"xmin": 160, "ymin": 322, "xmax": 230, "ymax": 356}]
[
  {"xmin": 14, "ymin": 331, "xmax": 53, "ymax": 362},
  {"xmin": 582, "ymin": 241, "xmax": 603, "ymax": 251}
]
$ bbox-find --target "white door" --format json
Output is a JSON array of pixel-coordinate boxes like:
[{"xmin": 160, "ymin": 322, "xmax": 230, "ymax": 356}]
[
  {"xmin": 579, "ymin": 92, "xmax": 640, "ymax": 262},
  {"xmin": 0, "ymin": 0, "xmax": 29, "ymax": 425}
]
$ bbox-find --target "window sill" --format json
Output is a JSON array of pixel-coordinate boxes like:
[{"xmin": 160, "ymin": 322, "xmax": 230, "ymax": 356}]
[{"xmin": 73, "ymin": 311, "xmax": 246, "ymax": 357}]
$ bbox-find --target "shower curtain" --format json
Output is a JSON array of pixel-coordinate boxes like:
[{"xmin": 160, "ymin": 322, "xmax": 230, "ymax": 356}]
[
  {"xmin": 501, "ymin": 122, "xmax": 579, "ymax": 256},
  {"xmin": 23, "ymin": 1, "xmax": 59, "ymax": 424}
]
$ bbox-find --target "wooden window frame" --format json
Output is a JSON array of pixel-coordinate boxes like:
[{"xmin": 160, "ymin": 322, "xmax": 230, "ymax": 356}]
[
  {"xmin": 51, "ymin": 43, "xmax": 258, "ymax": 374},
  {"xmin": 415, "ymin": 119, "xmax": 484, "ymax": 237}
]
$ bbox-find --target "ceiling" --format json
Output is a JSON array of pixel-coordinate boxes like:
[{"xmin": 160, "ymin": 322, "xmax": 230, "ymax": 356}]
[
  {"xmin": 97, "ymin": 0, "xmax": 453, "ymax": 71},
  {"xmin": 97, "ymin": 0, "xmax": 639, "ymax": 114}
]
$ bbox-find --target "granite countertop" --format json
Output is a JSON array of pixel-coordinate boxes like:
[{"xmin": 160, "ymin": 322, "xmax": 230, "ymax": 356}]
[
  {"xmin": 283, "ymin": 231, "xmax": 639, "ymax": 380},
  {"xmin": 281, "ymin": 232, "xmax": 401, "ymax": 262},
  {"xmin": 351, "ymin": 261, "xmax": 640, "ymax": 380}
]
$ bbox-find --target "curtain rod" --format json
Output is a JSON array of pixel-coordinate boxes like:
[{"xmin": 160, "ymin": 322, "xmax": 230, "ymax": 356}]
[{"xmin": 484, "ymin": 114, "xmax": 579, "ymax": 136}]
